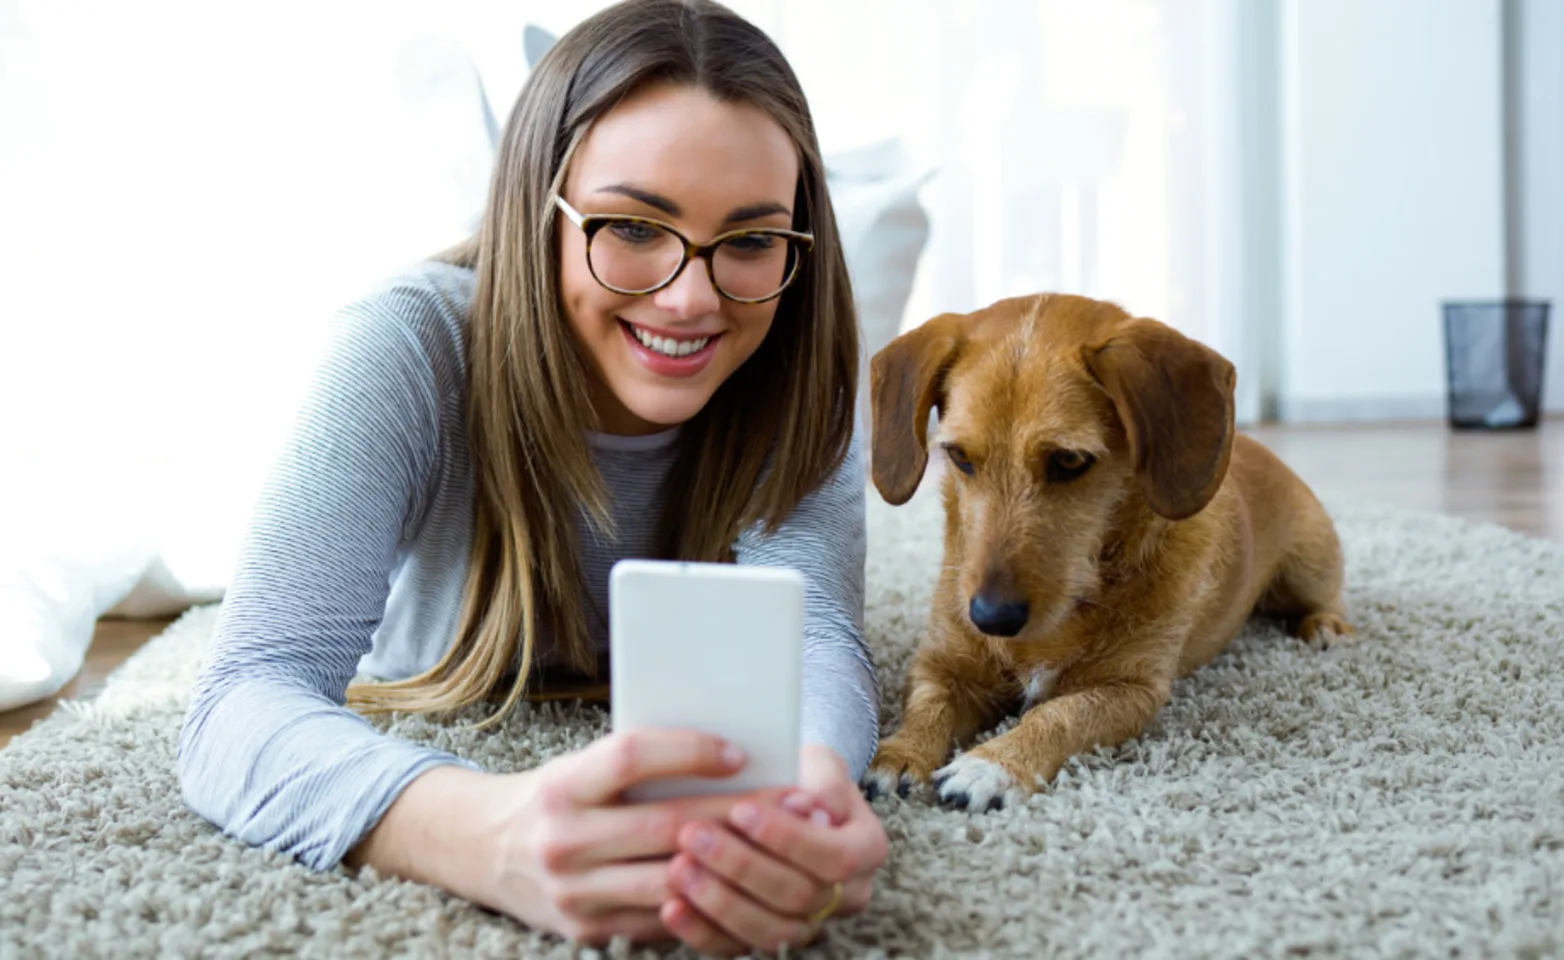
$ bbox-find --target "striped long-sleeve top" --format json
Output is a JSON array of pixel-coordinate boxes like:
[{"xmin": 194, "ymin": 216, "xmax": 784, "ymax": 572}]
[{"xmin": 175, "ymin": 261, "xmax": 878, "ymax": 871}]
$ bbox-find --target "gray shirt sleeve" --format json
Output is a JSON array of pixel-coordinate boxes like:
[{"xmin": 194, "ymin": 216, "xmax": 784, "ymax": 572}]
[
  {"xmin": 735, "ymin": 428, "xmax": 880, "ymax": 781},
  {"xmin": 176, "ymin": 293, "xmax": 477, "ymax": 872}
]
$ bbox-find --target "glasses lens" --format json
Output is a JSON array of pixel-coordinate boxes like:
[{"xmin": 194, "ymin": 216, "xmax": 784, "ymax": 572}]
[
  {"xmin": 711, "ymin": 233, "xmax": 800, "ymax": 301},
  {"xmin": 588, "ymin": 220, "xmax": 685, "ymax": 294}
]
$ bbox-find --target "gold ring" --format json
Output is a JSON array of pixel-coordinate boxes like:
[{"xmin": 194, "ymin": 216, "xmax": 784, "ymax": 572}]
[{"xmin": 806, "ymin": 881, "xmax": 844, "ymax": 928}]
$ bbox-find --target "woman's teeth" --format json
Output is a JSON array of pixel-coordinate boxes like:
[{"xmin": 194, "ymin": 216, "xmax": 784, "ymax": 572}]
[{"xmin": 631, "ymin": 325, "xmax": 711, "ymax": 358}]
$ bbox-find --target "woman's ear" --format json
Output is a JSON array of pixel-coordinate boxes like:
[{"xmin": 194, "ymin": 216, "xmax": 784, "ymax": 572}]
[
  {"xmin": 869, "ymin": 313, "xmax": 967, "ymax": 505},
  {"xmin": 1082, "ymin": 318, "xmax": 1237, "ymax": 520}
]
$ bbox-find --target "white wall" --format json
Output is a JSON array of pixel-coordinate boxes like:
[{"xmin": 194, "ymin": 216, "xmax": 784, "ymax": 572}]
[
  {"xmin": 1509, "ymin": 0, "xmax": 1564, "ymax": 412},
  {"xmin": 1275, "ymin": 0, "xmax": 1509, "ymax": 422}
]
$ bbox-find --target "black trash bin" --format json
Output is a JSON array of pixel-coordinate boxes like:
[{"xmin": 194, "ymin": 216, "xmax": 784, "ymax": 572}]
[{"xmin": 1442, "ymin": 299, "xmax": 1551, "ymax": 430}]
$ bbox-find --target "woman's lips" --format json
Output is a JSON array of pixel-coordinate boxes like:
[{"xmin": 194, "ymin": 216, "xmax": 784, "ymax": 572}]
[{"xmin": 619, "ymin": 319, "xmax": 722, "ymax": 377}]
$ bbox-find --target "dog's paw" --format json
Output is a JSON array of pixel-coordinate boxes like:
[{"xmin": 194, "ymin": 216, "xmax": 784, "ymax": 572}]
[
  {"xmin": 861, "ymin": 767, "xmax": 919, "ymax": 802},
  {"xmin": 931, "ymin": 753, "xmax": 1021, "ymax": 812},
  {"xmin": 1297, "ymin": 611, "xmax": 1355, "ymax": 646},
  {"xmin": 862, "ymin": 736, "xmax": 943, "ymax": 801}
]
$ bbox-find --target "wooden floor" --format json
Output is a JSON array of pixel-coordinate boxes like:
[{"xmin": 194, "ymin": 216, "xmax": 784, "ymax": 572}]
[
  {"xmin": 1, "ymin": 617, "xmax": 174, "ymax": 749},
  {"xmin": 1244, "ymin": 418, "xmax": 1563, "ymax": 541},
  {"xmin": 2, "ymin": 418, "xmax": 1558, "ymax": 751}
]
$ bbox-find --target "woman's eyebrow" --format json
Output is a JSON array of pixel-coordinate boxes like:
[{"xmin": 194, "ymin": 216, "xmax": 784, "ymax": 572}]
[
  {"xmin": 597, "ymin": 183, "xmax": 679, "ymax": 216},
  {"xmin": 723, "ymin": 201, "xmax": 791, "ymax": 225},
  {"xmin": 594, "ymin": 184, "xmax": 791, "ymax": 225}
]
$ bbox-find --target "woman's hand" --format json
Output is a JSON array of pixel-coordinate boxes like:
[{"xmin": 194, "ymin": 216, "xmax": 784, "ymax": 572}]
[
  {"xmin": 662, "ymin": 744, "xmax": 889, "ymax": 956},
  {"xmin": 479, "ymin": 729, "xmax": 783, "ymax": 946}
]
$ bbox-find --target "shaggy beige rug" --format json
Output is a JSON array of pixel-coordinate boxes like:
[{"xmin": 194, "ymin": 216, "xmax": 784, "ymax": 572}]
[{"xmin": 3, "ymin": 480, "xmax": 1563, "ymax": 958}]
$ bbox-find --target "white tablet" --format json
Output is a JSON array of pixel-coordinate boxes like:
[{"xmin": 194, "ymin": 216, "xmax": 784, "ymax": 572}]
[{"xmin": 609, "ymin": 559, "xmax": 804, "ymax": 802}]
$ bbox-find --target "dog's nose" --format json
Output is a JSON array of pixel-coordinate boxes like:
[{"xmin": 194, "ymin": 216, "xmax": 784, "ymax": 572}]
[{"xmin": 969, "ymin": 593, "xmax": 1029, "ymax": 637}]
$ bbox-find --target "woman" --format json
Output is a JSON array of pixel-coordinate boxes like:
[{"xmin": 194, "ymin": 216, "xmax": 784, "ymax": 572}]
[{"xmin": 176, "ymin": 0, "xmax": 888, "ymax": 954}]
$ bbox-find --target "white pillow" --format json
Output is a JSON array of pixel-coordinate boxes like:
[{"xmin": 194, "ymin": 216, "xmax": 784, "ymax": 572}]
[
  {"xmin": 0, "ymin": 479, "xmax": 156, "ymax": 711},
  {"xmin": 824, "ymin": 139, "xmax": 934, "ymax": 405}
]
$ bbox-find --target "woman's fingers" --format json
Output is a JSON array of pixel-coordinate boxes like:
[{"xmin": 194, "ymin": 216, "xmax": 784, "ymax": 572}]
[
  {"xmin": 552, "ymin": 861, "xmax": 674, "ymax": 914},
  {"xmin": 676, "ymin": 821, "xmax": 821, "ymax": 917},
  {"xmin": 545, "ymin": 790, "xmax": 789, "ymax": 869},
  {"xmin": 660, "ymin": 896, "xmax": 749, "ymax": 958},
  {"xmin": 725, "ymin": 799, "xmax": 867, "ymax": 886},
  {"xmin": 782, "ymin": 790, "xmax": 846, "ymax": 826},
  {"xmin": 793, "ymin": 743, "xmax": 866, "ymax": 825},
  {"xmin": 555, "ymin": 729, "xmax": 746, "ymax": 806},
  {"xmin": 668, "ymin": 854, "xmax": 815, "ymax": 953},
  {"xmin": 558, "ymin": 908, "xmax": 671, "ymax": 947},
  {"xmin": 838, "ymin": 875, "xmax": 876, "ymax": 915}
]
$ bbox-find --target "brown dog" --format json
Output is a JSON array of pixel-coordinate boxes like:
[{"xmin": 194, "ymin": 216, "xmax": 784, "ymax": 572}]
[{"xmin": 862, "ymin": 294, "xmax": 1352, "ymax": 810}]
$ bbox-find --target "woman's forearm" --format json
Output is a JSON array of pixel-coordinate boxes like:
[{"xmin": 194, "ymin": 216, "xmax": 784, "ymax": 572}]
[{"xmin": 345, "ymin": 764, "xmax": 507, "ymax": 909}]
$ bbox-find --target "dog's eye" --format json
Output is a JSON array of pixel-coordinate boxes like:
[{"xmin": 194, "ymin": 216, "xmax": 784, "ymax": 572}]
[
  {"xmin": 943, "ymin": 444, "xmax": 975, "ymax": 476},
  {"xmin": 1046, "ymin": 449, "xmax": 1095, "ymax": 483}
]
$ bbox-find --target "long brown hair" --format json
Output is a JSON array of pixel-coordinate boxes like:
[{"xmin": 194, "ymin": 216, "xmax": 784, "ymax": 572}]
[{"xmin": 347, "ymin": 0, "xmax": 858, "ymax": 725}]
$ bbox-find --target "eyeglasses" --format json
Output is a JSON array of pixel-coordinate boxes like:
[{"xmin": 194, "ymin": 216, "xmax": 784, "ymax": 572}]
[{"xmin": 553, "ymin": 195, "xmax": 814, "ymax": 304}]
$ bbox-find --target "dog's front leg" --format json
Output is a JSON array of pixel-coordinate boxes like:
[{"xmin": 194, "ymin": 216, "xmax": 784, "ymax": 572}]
[
  {"xmin": 864, "ymin": 642, "xmax": 1007, "ymax": 800},
  {"xmin": 933, "ymin": 678, "xmax": 1171, "ymax": 811}
]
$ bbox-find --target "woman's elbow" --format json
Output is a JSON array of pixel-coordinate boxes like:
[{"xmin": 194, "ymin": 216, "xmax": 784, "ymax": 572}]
[{"xmin": 175, "ymin": 682, "xmax": 237, "ymax": 829}]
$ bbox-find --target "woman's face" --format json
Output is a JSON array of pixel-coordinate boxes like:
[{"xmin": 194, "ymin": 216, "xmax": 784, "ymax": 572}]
[{"xmin": 557, "ymin": 82, "xmax": 801, "ymax": 436}]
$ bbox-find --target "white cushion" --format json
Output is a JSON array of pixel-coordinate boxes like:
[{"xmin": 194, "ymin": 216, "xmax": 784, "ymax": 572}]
[{"xmin": 824, "ymin": 139, "xmax": 934, "ymax": 403}]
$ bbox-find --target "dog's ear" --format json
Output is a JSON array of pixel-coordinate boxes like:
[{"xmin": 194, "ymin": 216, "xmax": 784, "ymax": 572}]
[
  {"xmin": 870, "ymin": 313, "xmax": 966, "ymax": 505},
  {"xmin": 1082, "ymin": 318, "xmax": 1237, "ymax": 520}
]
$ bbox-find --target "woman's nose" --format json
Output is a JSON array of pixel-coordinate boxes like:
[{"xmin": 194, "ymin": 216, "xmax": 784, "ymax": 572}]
[{"xmin": 653, "ymin": 256, "xmax": 722, "ymax": 319}]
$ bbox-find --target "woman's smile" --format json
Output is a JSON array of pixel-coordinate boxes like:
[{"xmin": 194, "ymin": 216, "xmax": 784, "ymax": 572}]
[{"xmin": 618, "ymin": 318, "xmax": 723, "ymax": 376}]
